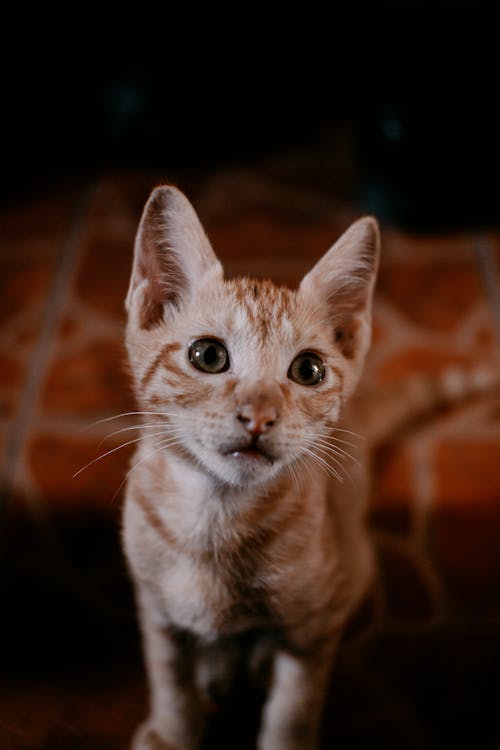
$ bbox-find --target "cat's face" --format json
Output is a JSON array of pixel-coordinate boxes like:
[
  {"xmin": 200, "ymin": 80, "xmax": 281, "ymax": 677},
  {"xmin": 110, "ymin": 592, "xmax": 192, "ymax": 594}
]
[
  {"xmin": 128, "ymin": 278, "xmax": 350, "ymax": 487},
  {"xmin": 126, "ymin": 186, "xmax": 379, "ymax": 489}
]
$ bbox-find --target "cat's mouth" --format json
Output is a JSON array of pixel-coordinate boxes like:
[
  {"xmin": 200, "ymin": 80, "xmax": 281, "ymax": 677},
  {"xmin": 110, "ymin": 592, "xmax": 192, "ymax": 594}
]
[{"xmin": 223, "ymin": 437, "xmax": 274, "ymax": 464}]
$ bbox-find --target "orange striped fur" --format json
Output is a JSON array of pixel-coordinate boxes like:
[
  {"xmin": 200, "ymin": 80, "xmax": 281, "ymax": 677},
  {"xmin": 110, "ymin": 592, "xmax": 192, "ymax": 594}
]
[{"xmin": 123, "ymin": 186, "xmax": 380, "ymax": 750}]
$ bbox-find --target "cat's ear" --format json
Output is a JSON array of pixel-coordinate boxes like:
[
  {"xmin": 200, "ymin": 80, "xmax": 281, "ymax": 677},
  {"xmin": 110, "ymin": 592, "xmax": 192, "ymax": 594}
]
[
  {"xmin": 299, "ymin": 217, "xmax": 380, "ymax": 361},
  {"xmin": 126, "ymin": 185, "xmax": 222, "ymax": 328}
]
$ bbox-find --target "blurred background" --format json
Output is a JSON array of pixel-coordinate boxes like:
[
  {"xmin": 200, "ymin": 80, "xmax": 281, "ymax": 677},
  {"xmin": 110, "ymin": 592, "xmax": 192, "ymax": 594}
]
[{"xmin": 1, "ymin": 8, "xmax": 500, "ymax": 749}]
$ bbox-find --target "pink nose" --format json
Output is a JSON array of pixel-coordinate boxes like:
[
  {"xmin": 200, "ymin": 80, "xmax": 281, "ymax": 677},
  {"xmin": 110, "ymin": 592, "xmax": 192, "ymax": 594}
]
[{"xmin": 236, "ymin": 403, "xmax": 278, "ymax": 436}]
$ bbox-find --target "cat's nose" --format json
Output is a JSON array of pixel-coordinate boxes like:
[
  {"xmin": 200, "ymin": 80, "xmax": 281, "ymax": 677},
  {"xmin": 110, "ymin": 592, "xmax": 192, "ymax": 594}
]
[{"xmin": 236, "ymin": 402, "xmax": 279, "ymax": 436}]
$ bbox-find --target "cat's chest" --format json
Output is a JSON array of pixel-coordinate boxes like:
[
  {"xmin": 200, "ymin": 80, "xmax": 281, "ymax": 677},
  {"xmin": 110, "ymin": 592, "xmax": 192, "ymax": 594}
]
[
  {"xmin": 158, "ymin": 546, "xmax": 272, "ymax": 636},
  {"xmin": 124, "ymin": 488, "xmax": 274, "ymax": 635}
]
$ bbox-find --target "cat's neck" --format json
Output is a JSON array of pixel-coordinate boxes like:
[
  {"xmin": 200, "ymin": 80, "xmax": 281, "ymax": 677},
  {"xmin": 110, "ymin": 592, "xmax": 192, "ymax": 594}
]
[
  {"xmin": 135, "ymin": 442, "xmax": 325, "ymax": 532},
  {"xmin": 166, "ymin": 448, "xmax": 298, "ymax": 512}
]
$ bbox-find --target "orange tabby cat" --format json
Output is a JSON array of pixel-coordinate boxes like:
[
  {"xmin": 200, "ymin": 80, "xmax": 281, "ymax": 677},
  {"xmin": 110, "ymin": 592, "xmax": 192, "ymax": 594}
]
[{"xmin": 123, "ymin": 185, "xmax": 380, "ymax": 749}]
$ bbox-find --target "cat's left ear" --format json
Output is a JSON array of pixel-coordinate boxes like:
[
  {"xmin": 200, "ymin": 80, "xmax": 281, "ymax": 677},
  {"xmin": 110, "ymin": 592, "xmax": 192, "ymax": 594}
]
[
  {"xmin": 126, "ymin": 185, "xmax": 223, "ymax": 329},
  {"xmin": 299, "ymin": 217, "xmax": 380, "ymax": 361}
]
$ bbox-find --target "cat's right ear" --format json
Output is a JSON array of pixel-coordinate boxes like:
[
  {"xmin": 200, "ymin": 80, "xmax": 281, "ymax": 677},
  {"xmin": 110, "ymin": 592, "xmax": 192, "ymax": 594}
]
[{"xmin": 126, "ymin": 185, "xmax": 222, "ymax": 329}]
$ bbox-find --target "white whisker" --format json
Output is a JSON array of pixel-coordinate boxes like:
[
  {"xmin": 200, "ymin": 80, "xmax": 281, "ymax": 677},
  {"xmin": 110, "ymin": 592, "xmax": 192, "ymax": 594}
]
[
  {"xmin": 319, "ymin": 434, "xmax": 360, "ymax": 450},
  {"xmin": 285, "ymin": 465, "xmax": 297, "ymax": 492},
  {"xmin": 293, "ymin": 452, "xmax": 316, "ymax": 482},
  {"xmin": 302, "ymin": 446, "xmax": 343, "ymax": 483},
  {"xmin": 309, "ymin": 442, "xmax": 351, "ymax": 480},
  {"xmin": 85, "ymin": 411, "xmax": 177, "ymax": 429},
  {"xmin": 286, "ymin": 457, "xmax": 302, "ymax": 492},
  {"xmin": 99, "ymin": 422, "xmax": 183, "ymax": 445},
  {"xmin": 313, "ymin": 443, "xmax": 356, "ymax": 484},
  {"xmin": 112, "ymin": 436, "xmax": 184, "ymax": 502},
  {"xmin": 311, "ymin": 443, "xmax": 346, "ymax": 470},
  {"xmin": 329, "ymin": 426, "xmax": 363, "ymax": 440},
  {"xmin": 73, "ymin": 430, "xmax": 172, "ymax": 479},
  {"xmin": 309, "ymin": 436, "xmax": 360, "ymax": 467}
]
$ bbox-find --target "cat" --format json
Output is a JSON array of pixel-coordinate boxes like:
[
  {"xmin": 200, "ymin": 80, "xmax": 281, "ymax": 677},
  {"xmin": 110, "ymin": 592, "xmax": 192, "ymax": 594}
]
[{"xmin": 122, "ymin": 184, "xmax": 380, "ymax": 750}]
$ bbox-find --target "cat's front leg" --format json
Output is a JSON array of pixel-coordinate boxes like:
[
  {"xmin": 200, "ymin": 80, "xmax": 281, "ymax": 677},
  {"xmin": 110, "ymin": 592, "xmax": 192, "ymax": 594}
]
[
  {"xmin": 132, "ymin": 584, "xmax": 203, "ymax": 750},
  {"xmin": 258, "ymin": 641, "xmax": 336, "ymax": 750}
]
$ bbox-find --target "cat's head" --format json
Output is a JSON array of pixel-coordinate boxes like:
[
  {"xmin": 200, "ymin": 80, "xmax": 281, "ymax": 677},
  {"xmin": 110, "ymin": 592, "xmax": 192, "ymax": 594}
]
[{"xmin": 125, "ymin": 186, "xmax": 379, "ymax": 488}]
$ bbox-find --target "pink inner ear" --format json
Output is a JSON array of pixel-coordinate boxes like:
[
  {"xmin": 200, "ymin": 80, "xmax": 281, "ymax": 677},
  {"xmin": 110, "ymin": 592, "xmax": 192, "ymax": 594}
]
[
  {"xmin": 335, "ymin": 317, "xmax": 363, "ymax": 359},
  {"xmin": 128, "ymin": 185, "xmax": 222, "ymax": 330},
  {"xmin": 136, "ymin": 279, "xmax": 166, "ymax": 330},
  {"xmin": 136, "ymin": 232, "xmax": 187, "ymax": 330},
  {"xmin": 134, "ymin": 239, "xmax": 163, "ymax": 329},
  {"xmin": 132, "ymin": 194, "xmax": 190, "ymax": 330},
  {"xmin": 328, "ymin": 275, "xmax": 373, "ymax": 359},
  {"xmin": 299, "ymin": 216, "xmax": 380, "ymax": 361}
]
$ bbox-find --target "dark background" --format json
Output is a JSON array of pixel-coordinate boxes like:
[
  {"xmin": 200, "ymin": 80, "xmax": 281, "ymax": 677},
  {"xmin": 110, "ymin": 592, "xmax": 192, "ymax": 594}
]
[{"xmin": 3, "ymin": 5, "xmax": 499, "ymax": 230}]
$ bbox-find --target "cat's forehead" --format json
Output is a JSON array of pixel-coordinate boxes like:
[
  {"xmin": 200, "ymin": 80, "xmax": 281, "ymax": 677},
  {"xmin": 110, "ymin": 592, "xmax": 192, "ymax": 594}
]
[
  {"xmin": 196, "ymin": 277, "xmax": 300, "ymax": 342},
  {"xmin": 225, "ymin": 277, "xmax": 295, "ymax": 332}
]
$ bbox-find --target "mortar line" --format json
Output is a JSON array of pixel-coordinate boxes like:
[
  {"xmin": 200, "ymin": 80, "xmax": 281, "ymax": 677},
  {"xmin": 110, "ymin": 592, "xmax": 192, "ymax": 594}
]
[{"xmin": 0, "ymin": 182, "xmax": 95, "ymax": 501}]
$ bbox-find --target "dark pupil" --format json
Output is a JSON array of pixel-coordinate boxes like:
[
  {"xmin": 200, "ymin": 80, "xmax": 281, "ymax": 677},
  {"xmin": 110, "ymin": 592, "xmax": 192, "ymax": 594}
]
[
  {"xmin": 203, "ymin": 345, "xmax": 218, "ymax": 365},
  {"xmin": 300, "ymin": 359, "xmax": 316, "ymax": 381}
]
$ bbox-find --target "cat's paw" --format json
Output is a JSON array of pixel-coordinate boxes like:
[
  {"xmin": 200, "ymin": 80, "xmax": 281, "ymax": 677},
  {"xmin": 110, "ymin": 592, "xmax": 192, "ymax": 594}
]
[{"xmin": 131, "ymin": 721, "xmax": 178, "ymax": 750}]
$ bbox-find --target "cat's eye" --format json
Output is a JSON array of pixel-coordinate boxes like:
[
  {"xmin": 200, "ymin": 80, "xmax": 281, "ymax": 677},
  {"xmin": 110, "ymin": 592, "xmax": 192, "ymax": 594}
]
[
  {"xmin": 288, "ymin": 352, "xmax": 325, "ymax": 386},
  {"xmin": 189, "ymin": 338, "xmax": 230, "ymax": 374}
]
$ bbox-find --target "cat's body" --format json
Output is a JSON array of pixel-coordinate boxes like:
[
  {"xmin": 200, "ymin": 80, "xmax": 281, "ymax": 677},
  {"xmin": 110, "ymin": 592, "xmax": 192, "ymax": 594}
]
[{"xmin": 123, "ymin": 186, "xmax": 380, "ymax": 749}]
